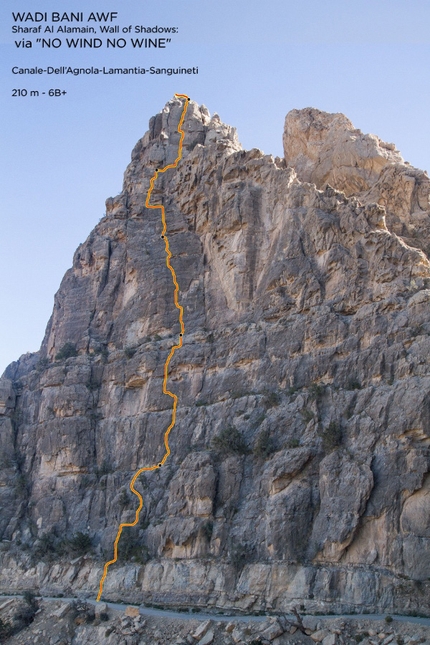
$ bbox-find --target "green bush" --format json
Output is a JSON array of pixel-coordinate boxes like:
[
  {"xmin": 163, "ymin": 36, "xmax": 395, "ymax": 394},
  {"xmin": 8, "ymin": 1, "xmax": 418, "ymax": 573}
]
[
  {"xmin": 264, "ymin": 390, "xmax": 281, "ymax": 408},
  {"xmin": 301, "ymin": 408, "xmax": 314, "ymax": 423},
  {"xmin": 36, "ymin": 357, "xmax": 49, "ymax": 372},
  {"xmin": 68, "ymin": 531, "xmax": 92, "ymax": 555},
  {"xmin": 32, "ymin": 530, "xmax": 65, "ymax": 561},
  {"xmin": 202, "ymin": 520, "xmax": 213, "ymax": 541},
  {"xmin": 253, "ymin": 429, "xmax": 275, "ymax": 459},
  {"xmin": 308, "ymin": 383, "xmax": 326, "ymax": 400},
  {"xmin": 118, "ymin": 488, "xmax": 129, "ymax": 509},
  {"xmin": 15, "ymin": 473, "xmax": 28, "ymax": 495},
  {"xmin": 94, "ymin": 346, "xmax": 109, "ymax": 361},
  {"xmin": 385, "ymin": 615, "xmax": 393, "ymax": 623},
  {"xmin": 320, "ymin": 421, "xmax": 342, "ymax": 451},
  {"xmin": 23, "ymin": 590, "xmax": 38, "ymax": 608},
  {"xmin": 118, "ymin": 529, "xmax": 150, "ymax": 564},
  {"xmin": 0, "ymin": 592, "xmax": 40, "ymax": 638},
  {"xmin": 346, "ymin": 378, "xmax": 361, "ymax": 390},
  {"xmin": 0, "ymin": 617, "xmax": 12, "ymax": 639},
  {"xmin": 211, "ymin": 426, "xmax": 248, "ymax": 455},
  {"xmin": 231, "ymin": 391, "xmax": 244, "ymax": 400},
  {"xmin": 12, "ymin": 603, "xmax": 37, "ymax": 631},
  {"xmin": 55, "ymin": 342, "xmax": 78, "ymax": 361},
  {"xmin": 287, "ymin": 438, "xmax": 300, "ymax": 449},
  {"xmin": 124, "ymin": 346, "xmax": 137, "ymax": 359},
  {"xmin": 32, "ymin": 530, "xmax": 92, "ymax": 561}
]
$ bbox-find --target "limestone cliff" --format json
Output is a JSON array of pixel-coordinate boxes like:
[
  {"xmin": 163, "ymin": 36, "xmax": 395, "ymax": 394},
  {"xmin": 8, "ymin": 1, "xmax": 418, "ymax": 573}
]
[{"xmin": 1, "ymin": 98, "xmax": 430, "ymax": 615}]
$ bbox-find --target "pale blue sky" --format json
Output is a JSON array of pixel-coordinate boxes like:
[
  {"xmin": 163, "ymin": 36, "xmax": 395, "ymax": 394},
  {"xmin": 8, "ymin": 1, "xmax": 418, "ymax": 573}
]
[{"xmin": 1, "ymin": 0, "xmax": 430, "ymax": 373}]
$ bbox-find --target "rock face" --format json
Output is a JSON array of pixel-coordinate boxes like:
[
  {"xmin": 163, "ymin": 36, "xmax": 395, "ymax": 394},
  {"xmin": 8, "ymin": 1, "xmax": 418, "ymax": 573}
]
[
  {"xmin": 283, "ymin": 107, "xmax": 404, "ymax": 195},
  {"xmin": 1, "ymin": 98, "xmax": 430, "ymax": 614}
]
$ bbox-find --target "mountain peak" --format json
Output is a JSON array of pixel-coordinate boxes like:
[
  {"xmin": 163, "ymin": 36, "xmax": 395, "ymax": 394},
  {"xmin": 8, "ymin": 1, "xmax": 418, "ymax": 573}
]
[
  {"xmin": 1, "ymin": 98, "xmax": 430, "ymax": 617},
  {"xmin": 284, "ymin": 106, "xmax": 404, "ymax": 195}
]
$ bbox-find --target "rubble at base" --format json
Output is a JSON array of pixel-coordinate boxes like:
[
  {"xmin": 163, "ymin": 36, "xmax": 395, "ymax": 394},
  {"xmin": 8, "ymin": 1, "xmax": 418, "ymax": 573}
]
[{"xmin": 1, "ymin": 598, "xmax": 429, "ymax": 645}]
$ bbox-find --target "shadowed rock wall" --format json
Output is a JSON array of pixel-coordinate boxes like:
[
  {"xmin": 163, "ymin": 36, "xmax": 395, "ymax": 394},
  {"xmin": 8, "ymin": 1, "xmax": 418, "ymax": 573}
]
[{"xmin": 1, "ymin": 98, "xmax": 429, "ymax": 614}]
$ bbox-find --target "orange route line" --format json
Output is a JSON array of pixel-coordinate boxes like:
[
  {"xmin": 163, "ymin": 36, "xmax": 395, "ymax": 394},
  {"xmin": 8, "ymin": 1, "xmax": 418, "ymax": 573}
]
[{"xmin": 97, "ymin": 93, "xmax": 190, "ymax": 602}]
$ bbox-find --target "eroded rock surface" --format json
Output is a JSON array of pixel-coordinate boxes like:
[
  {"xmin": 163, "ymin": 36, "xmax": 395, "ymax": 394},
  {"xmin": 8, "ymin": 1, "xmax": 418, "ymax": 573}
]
[
  {"xmin": 283, "ymin": 107, "xmax": 403, "ymax": 195},
  {"xmin": 1, "ymin": 97, "xmax": 430, "ymax": 614},
  {"xmin": 1, "ymin": 598, "xmax": 429, "ymax": 645}
]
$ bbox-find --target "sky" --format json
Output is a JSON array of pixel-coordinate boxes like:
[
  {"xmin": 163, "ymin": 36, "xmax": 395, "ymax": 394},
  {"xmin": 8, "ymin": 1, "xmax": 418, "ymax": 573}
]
[{"xmin": 1, "ymin": 0, "xmax": 430, "ymax": 373}]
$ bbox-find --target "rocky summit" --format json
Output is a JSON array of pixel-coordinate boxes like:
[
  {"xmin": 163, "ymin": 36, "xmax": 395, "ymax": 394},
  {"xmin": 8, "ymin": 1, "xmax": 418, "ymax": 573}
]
[{"xmin": 1, "ymin": 97, "xmax": 430, "ymax": 618}]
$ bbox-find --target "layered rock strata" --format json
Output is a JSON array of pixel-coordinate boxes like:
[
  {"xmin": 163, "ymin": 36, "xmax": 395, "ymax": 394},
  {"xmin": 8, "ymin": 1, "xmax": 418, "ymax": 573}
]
[{"xmin": 1, "ymin": 98, "xmax": 430, "ymax": 614}]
